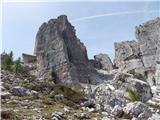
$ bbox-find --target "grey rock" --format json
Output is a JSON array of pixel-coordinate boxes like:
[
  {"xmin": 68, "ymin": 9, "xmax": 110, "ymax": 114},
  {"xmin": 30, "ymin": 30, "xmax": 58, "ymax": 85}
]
[
  {"xmin": 112, "ymin": 72, "xmax": 152, "ymax": 102},
  {"xmin": 30, "ymin": 90, "xmax": 39, "ymax": 99},
  {"xmin": 11, "ymin": 86, "xmax": 31, "ymax": 97},
  {"xmin": 114, "ymin": 40, "xmax": 140, "ymax": 68},
  {"xmin": 1, "ymin": 91, "xmax": 11, "ymax": 99},
  {"xmin": 118, "ymin": 59, "xmax": 145, "ymax": 77},
  {"xmin": 135, "ymin": 17, "xmax": 160, "ymax": 70},
  {"xmin": 148, "ymin": 113, "xmax": 160, "ymax": 120},
  {"xmin": 34, "ymin": 15, "xmax": 88, "ymax": 85},
  {"xmin": 52, "ymin": 112, "xmax": 64, "ymax": 120},
  {"xmin": 94, "ymin": 83, "xmax": 125, "ymax": 112},
  {"xmin": 64, "ymin": 107, "xmax": 71, "ymax": 113},
  {"xmin": 111, "ymin": 105, "xmax": 123, "ymax": 118},
  {"xmin": 54, "ymin": 94, "xmax": 65, "ymax": 101},
  {"xmin": 155, "ymin": 62, "xmax": 160, "ymax": 86},
  {"xmin": 94, "ymin": 53, "xmax": 113, "ymax": 71},
  {"xmin": 123, "ymin": 102, "xmax": 152, "ymax": 119}
]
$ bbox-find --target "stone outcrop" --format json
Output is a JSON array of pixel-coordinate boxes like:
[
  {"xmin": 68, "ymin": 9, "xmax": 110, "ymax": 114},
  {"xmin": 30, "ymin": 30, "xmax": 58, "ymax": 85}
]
[
  {"xmin": 94, "ymin": 53, "xmax": 113, "ymax": 71},
  {"xmin": 11, "ymin": 86, "xmax": 30, "ymax": 97},
  {"xmin": 34, "ymin": 15, "xmax": 114, "ymax": 85},
  {"xmin": 114, "ymin": 40, "xmax": 140, "ymax": 68},
  {"xmin": 135, "ymin": 18, "xmax": 160, "ymax": 85},
  {"xmin": 136, "ymin": 18, "xmax": 160, "ymax": 70},
  {"xmin": 114, "ymin": 18, "xmax": 160, "ymax": 87},
  {"xmin": 34, "ymin": 15, "xmax": 88, "ymax": 85},
  {"xmin": 155, "ymin": 61, "xmax": 160, "ymax": 86},
  {"xmin": 112, "ymin": 72, "xmax": 152, "ymax": 102},
  {"xmin": 123, "ymin": 102, "xmax": 152, "ymax": 119}
]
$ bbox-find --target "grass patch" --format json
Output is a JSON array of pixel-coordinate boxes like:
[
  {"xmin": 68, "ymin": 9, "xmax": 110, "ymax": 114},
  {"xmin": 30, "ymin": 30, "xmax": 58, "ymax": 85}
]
[
  {"xmin": 127, "ymin": 88, "xmax": 140, "ymax": 102},
  {"xmin": 1, "ymin": 103, "xmax": 18, "ymax": 109},
  {"xmin": 41, "ymin": 104, "xmax": 64, "ymax": 119},
  {"xmin": 52, "ymin": 84, "xmax": 84, "ymax": 103},
  {"xmin": 23, "ymin": 82, "xmax": 85, "ymax": 103}
]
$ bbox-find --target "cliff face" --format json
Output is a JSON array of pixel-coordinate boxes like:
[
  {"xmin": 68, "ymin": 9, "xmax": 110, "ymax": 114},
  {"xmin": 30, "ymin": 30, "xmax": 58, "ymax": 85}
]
[
  {"xmin": 136, "ymin": 17, "xmax": 160, "ymax": 70},
  {"xmin": 34, "ymin": 15, "xmax": 88, "ymax": 85},
  {"xmin": 33, "ymin": 15, "xmax": 160, "ymax": 87},
  {"xmin": 114, "ymin": 17, "xmax": 160, "ymax": 86}
]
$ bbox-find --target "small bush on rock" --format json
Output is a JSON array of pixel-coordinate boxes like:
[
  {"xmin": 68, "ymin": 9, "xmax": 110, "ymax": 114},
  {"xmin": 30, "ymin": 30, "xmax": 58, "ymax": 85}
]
[{"xmin": 127, "ymin": 88, "xmax": 140, "ymax": 102}]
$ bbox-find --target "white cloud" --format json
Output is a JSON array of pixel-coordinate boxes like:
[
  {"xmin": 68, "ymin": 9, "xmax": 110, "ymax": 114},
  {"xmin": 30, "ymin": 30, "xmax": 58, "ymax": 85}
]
[{"xmin": 71, "ymin": 10, "xmax": 159, "ymax": 22}]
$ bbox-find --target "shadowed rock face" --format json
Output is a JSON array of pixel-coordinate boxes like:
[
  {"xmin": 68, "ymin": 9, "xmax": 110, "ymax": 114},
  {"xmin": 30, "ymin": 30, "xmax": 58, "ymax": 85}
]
[{"xmin": 34, "ymin": 15, "xmax": 88, "ymax": 85}]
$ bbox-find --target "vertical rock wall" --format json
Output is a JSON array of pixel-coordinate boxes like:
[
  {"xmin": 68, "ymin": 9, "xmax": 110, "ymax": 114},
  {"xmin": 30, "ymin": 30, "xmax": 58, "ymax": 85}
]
[{"xmin": 34, "ymin": 15, "xmax": 88, "ymax": 85}]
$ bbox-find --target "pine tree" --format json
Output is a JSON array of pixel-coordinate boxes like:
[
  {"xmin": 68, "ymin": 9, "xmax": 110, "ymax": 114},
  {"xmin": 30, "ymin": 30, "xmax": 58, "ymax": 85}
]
[
  {"xmin": 1, "ymin": 52, "xmax": 13, "ymax": 71},
  {"xmin": 13, "ymin": 57, "xmax": 23, "ymax": 74}
]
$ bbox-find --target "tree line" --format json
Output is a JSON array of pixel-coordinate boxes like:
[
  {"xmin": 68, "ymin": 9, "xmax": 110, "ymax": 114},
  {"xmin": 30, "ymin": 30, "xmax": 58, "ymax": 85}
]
[{"xmin": 1, "ymin": 51, "xmax": 23, "ymax": 75}]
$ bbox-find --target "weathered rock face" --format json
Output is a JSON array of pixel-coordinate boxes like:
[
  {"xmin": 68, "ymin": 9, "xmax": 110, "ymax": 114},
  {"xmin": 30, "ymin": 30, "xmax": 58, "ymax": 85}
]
[
  {"xmin": 22, "ymin": 53, "xmax": 37, "ymax": 64},
  {"xmin": 34, "ymin": 15, "xmax": 88, "ymax": 85},
  {"xmin": 136, "ymin": 18, "xmax": 160, "ymax": 70},
  {"xmin": 123, "ymin": 102, "xmax": 152, "ymax": 119},
  {"xmin": 155, "ymin": 61, "xmax": 160, "ymax": 87},
  {"xmin": 114, "ymin": 18, "xmax": 160, "ymax": 87},
  {"xmin": 114, "ymin": 40, "xmax": 140, "ymax": 68},
  {"xmin": 94, "ymin": 53, "xmax": 113, "ymax": 71},
  {"xmin": 112, "ymin": 72, "xmax": 152, "ymax": 102}
]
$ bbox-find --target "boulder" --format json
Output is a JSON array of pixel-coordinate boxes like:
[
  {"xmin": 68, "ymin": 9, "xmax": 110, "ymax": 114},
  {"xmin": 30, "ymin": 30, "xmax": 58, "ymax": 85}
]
[
  {"xmin": 52, "ymin": 112, "xmax": 64, "ymax": 120},
  {"xmin": 94, "ymin": 83, "xmax": 125, "ymax": 112},
  {"xmin": 112, "ymin": 72, "xmax": 152, "ymax": 102},
  {"xmin": 94, "ymin": 53, "xmax": 113, "ymax": 71},
  {"xmin": 11, "ymin": 86, "xmax": 31, "ymax": 97},
  {"xmin": 123, "ymin": 102, "xmax": 152, "ymax": 119},
  {"xmin": 111, "ymin": 105, "xmax": 123, "ymax": 118},
  {"xmin": 54, "ymin": 94, "xmax": 65, "ymax": 102}
]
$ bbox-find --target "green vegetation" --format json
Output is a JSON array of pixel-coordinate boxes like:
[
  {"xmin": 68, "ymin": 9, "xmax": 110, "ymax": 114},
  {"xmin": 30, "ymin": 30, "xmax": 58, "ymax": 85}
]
[
  {"xmin": 13, "ymin": 57, "xmax": 23, "ymax": 74},
  {"xmin": 1, "ymin": 51, "xmax": 14, "ymax": 71},
  {"xmin": 23, "ymin": 82, "xmax": 85, "ymax": 103},
  {"xmin": 1, "ymin": 51, "xmax": 23, "ymax": 75},
  {"xmin": 50, "ymin": 84, "xmax": 84, "ymax": 103},
  {"xmin": 127, "ymin": 88, "xmax": 140, "ymax": 102}
]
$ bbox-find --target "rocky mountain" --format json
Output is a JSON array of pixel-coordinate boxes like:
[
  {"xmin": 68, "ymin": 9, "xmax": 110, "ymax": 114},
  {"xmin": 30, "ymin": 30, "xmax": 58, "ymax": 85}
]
[
  {"xmin": 34, "ymin": 15, "xmax": 88, "ymax": 85},
  {"xmin": 1, "ymin": 16, "xmax": 160, "ymax": 120}
]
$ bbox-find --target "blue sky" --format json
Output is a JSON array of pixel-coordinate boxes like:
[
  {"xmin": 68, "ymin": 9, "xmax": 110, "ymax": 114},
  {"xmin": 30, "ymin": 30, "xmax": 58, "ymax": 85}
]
[{"xmin": 2, "ymin": 1, "xmax": 160, "ymax": 60}]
